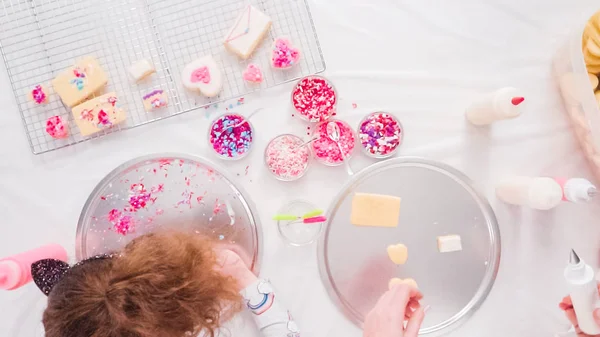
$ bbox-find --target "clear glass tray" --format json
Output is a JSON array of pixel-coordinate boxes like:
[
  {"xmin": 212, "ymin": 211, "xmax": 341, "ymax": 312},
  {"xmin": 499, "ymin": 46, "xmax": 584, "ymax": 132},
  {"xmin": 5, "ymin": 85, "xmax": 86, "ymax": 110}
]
[
  {"xmin": 318, "ymin": 157, "xmax": 500, "ymax": 335},
  {"xmin": 76, "ymin": 153, "xmax": 262, "ymax": 273}
]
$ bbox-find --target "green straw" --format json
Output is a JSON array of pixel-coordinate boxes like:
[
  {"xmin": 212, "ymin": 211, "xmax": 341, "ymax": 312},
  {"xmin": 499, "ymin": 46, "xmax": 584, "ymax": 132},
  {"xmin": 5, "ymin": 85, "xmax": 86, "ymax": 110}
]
[
  {"xmin": 272, "ymin": 214, "xmax": 299, "ymax": 221},
  {"xmin": 302, "ymin": 209, "xmax": 323, "ymax": 219}
]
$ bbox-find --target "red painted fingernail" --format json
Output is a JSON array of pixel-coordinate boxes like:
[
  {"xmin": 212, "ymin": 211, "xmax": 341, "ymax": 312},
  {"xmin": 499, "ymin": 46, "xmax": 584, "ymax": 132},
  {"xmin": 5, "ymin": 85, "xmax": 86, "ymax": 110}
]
[{"xmin": 511, "ymin": 97, "xmax": 525, "ymax": 106}]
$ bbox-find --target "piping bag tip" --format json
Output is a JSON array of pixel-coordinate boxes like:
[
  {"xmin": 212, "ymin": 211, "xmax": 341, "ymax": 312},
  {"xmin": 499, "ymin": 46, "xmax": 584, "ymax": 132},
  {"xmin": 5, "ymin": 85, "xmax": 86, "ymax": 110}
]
[{"xmin": 570, "ymin": 249, "xmax": 581, "ymax": 264}]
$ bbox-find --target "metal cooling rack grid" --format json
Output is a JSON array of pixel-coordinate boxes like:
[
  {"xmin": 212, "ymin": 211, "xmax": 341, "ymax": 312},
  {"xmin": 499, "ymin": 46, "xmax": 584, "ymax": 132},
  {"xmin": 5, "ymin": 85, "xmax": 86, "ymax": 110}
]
[{"xmin": 0, "ymin": 0, "xmax": 325, "ymax": 154}]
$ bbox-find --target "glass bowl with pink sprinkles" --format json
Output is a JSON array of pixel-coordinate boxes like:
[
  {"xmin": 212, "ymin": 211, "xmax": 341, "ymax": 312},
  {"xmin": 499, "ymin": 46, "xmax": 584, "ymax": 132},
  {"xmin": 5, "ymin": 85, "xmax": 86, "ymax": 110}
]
[
  {"xmin": 208, "ymin": 113, "xmax": 254, "ymax": 160},
  {"xmin": 358, "ymin": 112, "xmax": 403, "ymax": 159},
  {"xmin": 264, "ymin": 134, "xmax": 311, "ymax": 181},
  {"xmin": 291, "ymin": 75, "xmax": 337, "ymax": 122},
  {"xmin": 311, "ymin": 120, "xmax": 356, "ymax": 166}
]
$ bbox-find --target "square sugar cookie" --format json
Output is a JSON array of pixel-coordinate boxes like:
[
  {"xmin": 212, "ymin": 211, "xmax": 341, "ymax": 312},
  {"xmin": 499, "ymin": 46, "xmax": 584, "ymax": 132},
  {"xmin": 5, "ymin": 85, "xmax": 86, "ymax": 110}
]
[
  {"xmin": 351, "ymin": 193, "xmax": 402, "ymax": 228},
  {"xmin": 52, "ymin": 56, "xmax": 108, "ymax": 107},
  {"xmin": 71, "ymin": 92, "xmax": 126, "ymax": 136},
  {"xmin": 223, "ymin": 5, "xmax": 272, "ymax": 59}
]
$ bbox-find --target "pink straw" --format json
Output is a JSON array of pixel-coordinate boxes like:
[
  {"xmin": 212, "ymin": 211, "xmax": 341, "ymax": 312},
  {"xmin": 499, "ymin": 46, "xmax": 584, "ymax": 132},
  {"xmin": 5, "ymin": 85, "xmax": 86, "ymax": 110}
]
[{"xmin": 303, "ymin": 216, "xmax": 327, "ymax": 224}]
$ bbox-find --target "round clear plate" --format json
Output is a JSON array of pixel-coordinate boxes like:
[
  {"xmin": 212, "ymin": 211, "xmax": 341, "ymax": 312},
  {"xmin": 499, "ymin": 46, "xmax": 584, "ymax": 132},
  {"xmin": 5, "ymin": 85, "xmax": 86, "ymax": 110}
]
[
  {"xmin": 76, "ymin": 153, "xmax": 262, "ymax": 273},
  {"xmin": 318, "ymin": 157, "xmax": 500, "ymax": 335}
]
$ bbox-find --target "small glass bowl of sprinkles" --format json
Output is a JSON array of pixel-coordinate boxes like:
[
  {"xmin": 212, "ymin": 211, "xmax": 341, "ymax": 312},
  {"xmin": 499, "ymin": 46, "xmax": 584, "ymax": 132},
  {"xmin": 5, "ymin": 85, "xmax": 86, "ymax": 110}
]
[
  {"xmin": 264, "ymin": 134, "xmax": 311, "ymax": 182},
  {"xmin": 311, "ymin": 120, "xmax": 356, "ymax": 166},
  {"xmin": 358, "ymin": 112, "xmax": 403, "ymax": 159},
  {"xmin": 291, "ymin": 75, "xmax": 338, "ymax": 122},
  {"xmin": 209, "ymin": 113, "xmax": 254, "ymax": 160}
]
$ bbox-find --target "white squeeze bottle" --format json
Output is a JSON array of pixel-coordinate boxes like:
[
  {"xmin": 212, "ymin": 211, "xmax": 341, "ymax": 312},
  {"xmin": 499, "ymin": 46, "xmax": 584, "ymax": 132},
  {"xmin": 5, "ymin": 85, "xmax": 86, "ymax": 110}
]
[
  {"xmin": 565, "ymin": 250, "xmax": 600, "ymax": 335},
  {"xmin": 496, "ymin": 176, "xmax": 563, "ymax": 210}
]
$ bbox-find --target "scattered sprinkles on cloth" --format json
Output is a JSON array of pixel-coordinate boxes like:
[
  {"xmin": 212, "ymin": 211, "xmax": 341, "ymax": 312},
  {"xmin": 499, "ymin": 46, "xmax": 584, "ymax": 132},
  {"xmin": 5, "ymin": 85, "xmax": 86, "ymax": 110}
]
[
  {"xmin": 265, "ymin": 134, "xmax": 310, "ymax": 181},
  {"xmin": 311, "ymin": 120, "xmax": 355, "ymax": 165},
  {"xmin": 209, "ymin": 114, "xmax": 253, "ymax": 159},
  {"xmin": 292, "ymin": 76, "xmax": 337, "ymax": 122},
  {"xmin": 358, "ymin": 112, "xmax": 403, "ymax": 158}
]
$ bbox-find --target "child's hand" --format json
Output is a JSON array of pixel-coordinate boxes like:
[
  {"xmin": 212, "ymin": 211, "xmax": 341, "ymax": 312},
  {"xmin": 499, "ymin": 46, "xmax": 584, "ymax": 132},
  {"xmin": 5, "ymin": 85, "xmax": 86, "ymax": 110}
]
[
  {"xmin": 215, "ymin": 248, "xmax": 257, "ymax": 291},
  {"xmin": 559, "ymin": 283, "xmax": 600, "ymax": 336},
  {"xmin": 363, "ymin": 284, "xmax": 424, "ymax": 337}
]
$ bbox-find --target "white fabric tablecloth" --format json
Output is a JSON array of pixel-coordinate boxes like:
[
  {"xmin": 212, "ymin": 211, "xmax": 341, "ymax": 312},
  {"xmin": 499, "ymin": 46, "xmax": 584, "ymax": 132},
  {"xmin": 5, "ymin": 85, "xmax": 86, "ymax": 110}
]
[{"xmin": 2, "ymin": 1, "xmax": 600, "ymax": 336}]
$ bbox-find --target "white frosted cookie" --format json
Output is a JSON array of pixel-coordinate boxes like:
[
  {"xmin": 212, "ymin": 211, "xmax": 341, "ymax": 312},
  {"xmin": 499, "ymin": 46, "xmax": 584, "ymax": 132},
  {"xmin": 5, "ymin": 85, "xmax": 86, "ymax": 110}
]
[
  {"xmin": 181, "ymin": 56, "xmax": 223, "ymax": 97},
  {"xmin": 224, "ymin": 5, "xmax": 272, "ymax": 59},
  {"xmin": 128, "ymin": 59, "xmax": 155, "ymax": 82}
]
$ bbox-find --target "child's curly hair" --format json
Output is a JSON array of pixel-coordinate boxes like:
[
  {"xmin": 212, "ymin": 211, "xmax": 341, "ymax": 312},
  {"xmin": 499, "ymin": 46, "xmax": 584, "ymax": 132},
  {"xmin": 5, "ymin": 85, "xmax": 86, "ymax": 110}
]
[{"xmin": 42, "ymin": 232, "xmax": 242, "ymax": 337}]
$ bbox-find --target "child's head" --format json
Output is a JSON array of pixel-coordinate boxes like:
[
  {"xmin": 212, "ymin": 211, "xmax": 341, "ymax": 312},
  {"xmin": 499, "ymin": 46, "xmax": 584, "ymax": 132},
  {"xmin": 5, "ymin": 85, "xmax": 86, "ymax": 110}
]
[{"xmin": 40, "ymin": 232, "xmax": 241, "ymax": 337}]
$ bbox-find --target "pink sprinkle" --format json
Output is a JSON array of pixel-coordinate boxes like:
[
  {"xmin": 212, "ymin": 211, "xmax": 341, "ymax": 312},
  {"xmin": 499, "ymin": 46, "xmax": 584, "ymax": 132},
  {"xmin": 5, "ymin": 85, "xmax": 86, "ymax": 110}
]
[
  {"xmin": 129, "ymin": 193, "xmax": 151, "ymax": 211},
  {"xmin": 156, "ymin": 209, "xmax": 164, "ymax": 216},
  {"xmin": 312, "ymin": 120, "xmax": 355, "ymax": 165},
  {"xmin": 245, "ymin": 165, "xmax": 250, "ymax": 176},
  {"xmin": 108, "ymin": 209, "xmax": 121, "ymax": 223},
  {"xmin": 46, "ymin": 116, "xmax": 69, "ymax": 139},
  {"xmin": 292, "ymin": 76, "xmax": 337, "ymax": 122},
  {"xmin": 352, "ymin": 103, "xmax": 358, "ymax": 109},
  {"xmin": 265, "ymin": 134, "xmax": 310, "ymax": 181},
  {"xmin": 114, "ymin": 216, "xmax": 134, "ymax": 236}
]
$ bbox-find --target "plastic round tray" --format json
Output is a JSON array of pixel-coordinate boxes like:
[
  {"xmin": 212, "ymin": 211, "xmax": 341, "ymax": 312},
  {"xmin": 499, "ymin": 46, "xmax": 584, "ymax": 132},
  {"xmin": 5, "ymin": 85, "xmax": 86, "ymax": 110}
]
[
  {"xmin": 76, "ymin": 153, "xmax": 262, "ymax": 273},
  {"xmin": 318, "ymin": 157, "xmax": 500, "ymax": 335}
]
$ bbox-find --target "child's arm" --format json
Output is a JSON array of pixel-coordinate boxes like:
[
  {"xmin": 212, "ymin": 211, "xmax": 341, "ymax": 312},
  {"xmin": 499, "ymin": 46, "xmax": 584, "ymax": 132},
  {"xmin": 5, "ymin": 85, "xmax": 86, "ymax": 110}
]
[
  {"xmin": 215, "ymin": 248, "xmax": 300, "ymax": 336},
  {"xmin": 241, "ymin": 279, "xmax": 300, "ymax": 337}
]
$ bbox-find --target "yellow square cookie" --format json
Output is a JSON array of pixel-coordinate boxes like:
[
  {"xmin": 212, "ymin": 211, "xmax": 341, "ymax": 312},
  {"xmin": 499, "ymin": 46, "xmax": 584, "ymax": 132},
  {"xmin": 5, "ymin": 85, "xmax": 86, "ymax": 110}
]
[
  {"xmin": 52, "ymin": 56, "xmax": 108, "ymax": 107},
  {"xmin": 72, "ymin": 93, "xmax": 126, "ymax": 136},
  {"xmin": 351, "ymin": 193, "xmax": 402, "ymax": 228}
]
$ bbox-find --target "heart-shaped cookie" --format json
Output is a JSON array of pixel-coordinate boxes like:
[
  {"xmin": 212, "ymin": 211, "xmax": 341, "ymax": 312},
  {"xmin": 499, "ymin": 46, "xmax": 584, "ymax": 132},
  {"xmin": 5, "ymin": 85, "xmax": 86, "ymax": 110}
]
[
  {"xmin": 271, "ymin": 37, "xmax": 301, "ymax": 69},
  {"xmin": 243, "ymin": 64, "xmax": 264, "ymax": 84},
  {"xmin": 388, "ymin": 278, "xmax": 418, "ymax": 290},
  {"xmin": 387, "ymin": 243, "xmax": 408, "ymax": 265},
  {"xmin": 182, "ymin": 55, "xmax": 223, "ymax": 97}
]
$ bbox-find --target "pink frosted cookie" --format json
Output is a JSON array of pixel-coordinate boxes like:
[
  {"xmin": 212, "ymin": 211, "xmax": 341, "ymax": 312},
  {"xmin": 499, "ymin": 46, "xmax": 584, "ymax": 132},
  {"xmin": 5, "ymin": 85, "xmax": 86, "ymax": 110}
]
[
  {"xmin": 271, "ymin": 37, "xmax": 301, "ymax": 69},
  {"xmin": 29, "ymin": 84, "xmax": 49, "ymax": 105},
  {"xmin": 243, "ymin": 64, "xmax": 263, "ymax": 84},
  {"xmin": 46, "ymin": 116, "xmax": 69, "ymax": 139}
]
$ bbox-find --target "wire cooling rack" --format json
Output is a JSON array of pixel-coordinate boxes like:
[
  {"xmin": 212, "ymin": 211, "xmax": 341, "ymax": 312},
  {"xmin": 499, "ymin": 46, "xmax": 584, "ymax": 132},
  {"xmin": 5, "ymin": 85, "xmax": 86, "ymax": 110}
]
[{"xmin": 0, "ymin": 0, "xmax": 326, "ymax": 154}]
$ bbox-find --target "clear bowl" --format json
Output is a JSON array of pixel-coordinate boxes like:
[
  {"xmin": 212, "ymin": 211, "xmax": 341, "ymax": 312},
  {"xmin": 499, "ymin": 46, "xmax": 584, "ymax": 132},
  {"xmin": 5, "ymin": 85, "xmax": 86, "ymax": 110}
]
[
  {"xmin": 290, "ymin": 75, "xmax": 338, "ymax": 123},
  {"xmin": 76, "ymin": 153, "xmax": 262, "ymax": 274},
  {"xmin": 208, "ymin": 113, "xmax": 255, "ymax": 161},
  {"xmin": 277, "ymin": 200, "xmax": 324, "ymax": 246},
  {"xmin": 264, "ymin": 134, "xmax": 311, "ymax": 182},
  {"xmin": 357, "ymin": 112, "xmax": 404, "ymax": 159},
  {"xmin": 554, "ymin": 12, "xmax": 600, "ymax": 182},
  {"xmin": 310, "ymin": 119, "xmax": 356, "ymax": 167}
]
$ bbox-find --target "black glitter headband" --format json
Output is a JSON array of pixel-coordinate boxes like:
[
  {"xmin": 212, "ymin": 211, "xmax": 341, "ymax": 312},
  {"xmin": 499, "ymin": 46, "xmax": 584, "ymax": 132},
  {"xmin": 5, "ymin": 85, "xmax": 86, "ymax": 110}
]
[{"xmin": 31, "ymin": 254, "xmax": 115, "ymax": 296}]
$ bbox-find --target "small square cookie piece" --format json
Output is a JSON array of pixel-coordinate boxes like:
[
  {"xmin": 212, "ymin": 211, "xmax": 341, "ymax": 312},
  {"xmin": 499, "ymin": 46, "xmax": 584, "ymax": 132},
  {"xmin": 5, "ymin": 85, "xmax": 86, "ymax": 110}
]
[
  {"xmin": 72, "ymin": 93, "xmax": 126, "ymax": 136},
  {"xmin": 142, "ymin": 89, "xmax": 168, "ymax": 111},
  {"xmin": 52, "ymin": 56, "xmax": 108, "ymax": 107},
  {"xmin": 437, "ymin": 235, "xmax": 462, "ymax": 253},
  {"xmin": 224, "ymin": 5, "xmax": 272, "ymax": 59},
  {"xmin": 128, "ymin": 59, "xmax": 155, "ymax": 82},
  {"xmin": 351, "ymin": 193, "xmax": 402, "ymax": 228},
  {"xmin": 29, "ymin": 84, "xmax": 49, "ymax": 105}
]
